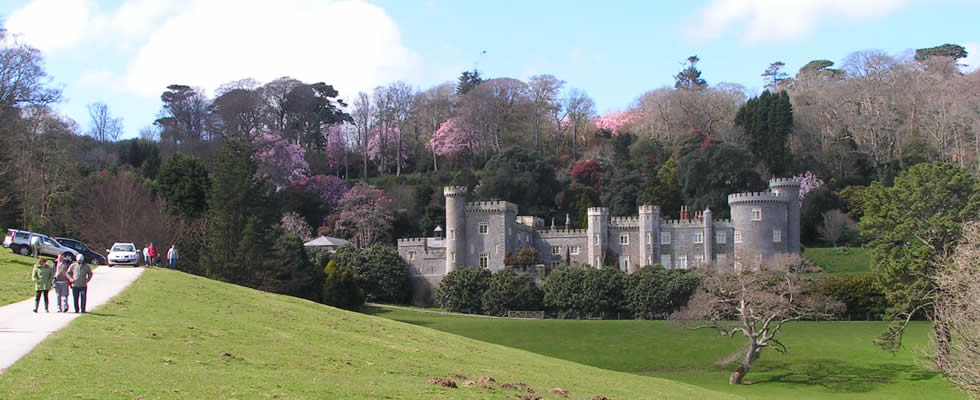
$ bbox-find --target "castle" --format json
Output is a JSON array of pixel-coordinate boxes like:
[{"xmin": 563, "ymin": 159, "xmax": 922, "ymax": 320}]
[{"xmin": 398, "ymin": 178, "xmax": 801, "ymax": 297}]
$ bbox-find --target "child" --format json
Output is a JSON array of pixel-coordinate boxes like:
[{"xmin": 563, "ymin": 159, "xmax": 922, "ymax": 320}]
[{"xmin": 31, "ymin": 258, "xmax": 53, "ymax": 313}]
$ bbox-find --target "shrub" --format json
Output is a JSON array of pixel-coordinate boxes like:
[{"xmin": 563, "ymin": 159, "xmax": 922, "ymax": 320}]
[
  {"xmin": 543, "ymin": 266, "xmax": 625, "ymax": 318},
  {"xmin": 436, "ymin": 267, "xmax": 491, "ymax": 314},
  {"xmin": 357, "ymin": 245, "xmax": 412, "ymax": 303},
  {"xmin": 813, "ymin": 274, "xmax": 888, "ymax": 320},
  {"xmin": 625, "ymin": 265, "xmax": 699, "ymax": 319},
  {"xmin": 322, "ymin": 260, "xmax": 364, "ymax": 310},
  {"xmin": 482, "ymin": 268, "xmax": 544, "ymax": 316},
  {"xmin": 800, "ymin": 187, "xmax": 844, "ymax": 245}
]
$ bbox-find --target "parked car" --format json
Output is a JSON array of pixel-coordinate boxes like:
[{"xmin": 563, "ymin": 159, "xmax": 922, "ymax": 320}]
[
  {"xmin": 55, "ymin": 237, "xmax": 106, "ymax": 265},
  {"xmin": 4, "ymin": 229, "xmax": 81, "ymax": 258},
  {"xmin": 107, "ymin": 242, "xmax": 139, "ymax": 267}
]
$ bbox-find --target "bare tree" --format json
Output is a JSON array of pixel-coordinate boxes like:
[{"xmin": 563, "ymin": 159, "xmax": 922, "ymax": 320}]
[
  {"xmin": 672, "ymin": 253, "xmax": 842, "ymax": 384},
  {"xmin": 562, "ymin": 88, "xmax": 595, "ymax": 160},
  {"xmin": 351, "ymin": 92, "xmax": 374, "ymax": 178},
  {"xmin": 818, "ymin": 209, "xmax": 849, "ymax": 247},
  {"xmin": 936, "ymin": 222, "xmax": 980, "ymax": 398},
  {"xmin": 528, "ymin": 74, "xmax": 565, "ymax": 153},
  {"xmin": 73, "ymin": 172, "xmax": 173, "ymax": 253},
  {"xmin": 86, "ymin": 102, "xmax": 123, "ymax": 142}
]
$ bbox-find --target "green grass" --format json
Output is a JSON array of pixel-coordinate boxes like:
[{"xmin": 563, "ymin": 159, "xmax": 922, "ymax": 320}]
[
  {"xmin": 804, "ymin": 246, "xmax": 872, "ymax": 274},
  {"xmin": 0, "ymin": 269, "xmax": 736, "ymax": 400},
  {"xmin": 0, "ymin": 250, "xmax": 44, "ymax": 306},
  {"xmin": 367, "ymin": 306, "xmax": 966, "ymax": 400}
]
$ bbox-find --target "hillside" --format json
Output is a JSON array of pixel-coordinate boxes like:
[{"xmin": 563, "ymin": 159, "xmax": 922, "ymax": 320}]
[
  {"xmin": 0, "ymin": 251, "xmax": 39, "ymax": 307},
  {"xmin": 0, "ymin": 269, "xmax": 737, "ymax": 399}
]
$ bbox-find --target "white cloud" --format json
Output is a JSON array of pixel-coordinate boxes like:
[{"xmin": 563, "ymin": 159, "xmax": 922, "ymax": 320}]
[
  {"xmin": 687, "ymin": 0, "xmax": 914, "ymax": 43},
  {"xmin": 6, "ymin": 0, "xmax": 92, "ymax": 53},
  {"xmin": 963, "ymin": 42, "xmax": 980, "ymax": 72}
]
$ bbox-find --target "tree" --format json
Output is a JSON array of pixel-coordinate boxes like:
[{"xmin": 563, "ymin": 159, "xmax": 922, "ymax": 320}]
[
  {"xmin": 351, "ymin": 92, "xmax": 374, "ymax": 178},
  {"xmin": 482, "ymin": 268, "xmax": 544, "ymax": 316},
  {"xmin": 734, "ymin": 90, "xmax": 794, "ymax": 176},
  {"xmin": 674, "ymin": 55, "xmax": 707, "ymax": 90},
  {"xmin": 210, "ymin": 86, "xmax": 264, "ymax": 141},
  {"xmin": 155, "ymin": 84, "xmax": 210, "ymax": 144},
  {"xmin": 527, "ymin": 74, "xmax": 565, "ymax": 152},
  {"xmin": 914, "ymin": 44, "xmax": 968, "ymax": 62},
  {"xmin": 625, "ymin": 265, "xmax": 699, "ymax": 319},
  {"xmin": 73, "ymin": 172, "xmax": 174, "ymax": 257},
  {"xmin": 352, "ymin": 245, "xmax": 411, "ymax": 303},
  {"xmin": 800, "ymin": 187, "xmax": 844, "ymax": 245},
  {"xmin": 503, "ymin": 247, "xmax": 541, "ymax": 270},
  {"xmin": 673, "ymin": 253, "xmax": 842, "ymax": 384},
  {"xmin": 332, "ymin": 183, "xmax": 394, "ymax": 247},
  {"xmin": 677, "ymin": 143, "xmax": 764, "ymax": 219},
  {"xmin": 456, "ymin": 70, "xmax": 484, "ymax": 96},
  {"xmin": 252, "ymin": 132, "xmax": 310, "ymax": 189},
  {"xmin": 154, "ymin": 153, "xmax": 210, "ymax": 219},
  {"xmin": 935, "ymin": 222, "xmax": 980, "ymax": 397},
  {"xmin": 322, "ymin": 260, "xmax": 364, "ymax": 310},
  {"xmin": 436, "ymin": 267, "xmax": 491, "ymax": 314},
  {"xmin": 594, "ymin": 110, "xmax": 641, "ymax": 136},
  {"xmin": 818, "ymin": 210, "xmax": 849, "ymax": 247},
  {"xmin": 281, "ymin": 212, "xmax": 313, "ymax": 241},
  {"xmin": 860, "ymin": 162, "xmax": 980, "ymax": 366},
  {"xmin": 561, "ymin": 88, "xmax": 596, "ymax": 159},
  {"xmin": 427, "ymin": 116, "xmax": 482, "ymax": 160},
  {"xmin": 570, "ymin": 159, "xmax": 604, "ymax": 189},
  {"xmin": 762, "ymin": 61, "xmax": 789, "ymax": 90},
  {"xmin": 86, "ymin": 102, "xmax": 123, "ymax": 142},
  {"xmin": 480, "ymin": 146, "xmax": 560, "ymax": 217},
  {"xmin": 258, "ymin": 234, "xmax": 323, "ymax": 301}
]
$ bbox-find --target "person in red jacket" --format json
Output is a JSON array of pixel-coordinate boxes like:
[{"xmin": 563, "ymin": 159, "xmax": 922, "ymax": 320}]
[{"xmin": 147, "ymin": 243, "xmax": 159, "ymax": 267}]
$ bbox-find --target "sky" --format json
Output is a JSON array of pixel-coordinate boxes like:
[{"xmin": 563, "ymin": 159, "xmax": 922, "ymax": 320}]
[{"xmin": 2, "ymin": 0, "xmax": 978, "ymax": 139}]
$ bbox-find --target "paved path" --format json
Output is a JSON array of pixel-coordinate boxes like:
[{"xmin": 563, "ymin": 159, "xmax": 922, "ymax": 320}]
[{"xmin": 0, "ymin": 266, "xmax": 143, "ymax": 374}]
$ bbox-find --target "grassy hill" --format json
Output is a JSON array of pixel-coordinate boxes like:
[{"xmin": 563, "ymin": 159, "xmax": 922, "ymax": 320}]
[
  {"xmin": 367, "ymin": 306, "xmax": 966, "ymax": 400},
  {"xmin": 803, "ymin": 247, "xmax": 871, "ymax": 275},
  {"xmin": 0, "ymin": 250, "xmax": 42, "ymax": 306},
  {"xmin": 0, "ymin": 269, "xmax": 736, "ymax": 400}
]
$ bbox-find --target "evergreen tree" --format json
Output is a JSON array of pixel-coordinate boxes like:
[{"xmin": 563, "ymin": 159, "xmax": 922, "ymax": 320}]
[
  {"xmin": 734, "ymin": 90, "xmax": 794, "ymax": 176},
  {"xmin": 456, "ymin": 70, "xmax": 484, "ymax": 95},
  {"xmin": 677, "ymin": 143, "xmax": 764, "ymax": 219},
  {"xmin": 322, "ymin": 260, "xmax": 364, "ymax": 310},
  {"xmin": 674, "ymin": 55, "xmax": 707, "ymax": 90},
  {"xmin": 480, "ymin": 146, "xmax": 560, "ymax": 216},
  {"xmin": 155, "ymin": 153, "xmax": 211, "ymax": 219}
]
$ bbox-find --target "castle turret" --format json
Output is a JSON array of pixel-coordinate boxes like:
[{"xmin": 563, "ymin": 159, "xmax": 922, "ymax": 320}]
[
  {"xmin": 702, "ymin": 208, "xmax": 713, "ymax": 265},
  {"xmin": 728, "ymin": 190, "xmax": 789, "ymax": 260},
  {"xmin": 587, "ymin": 207, "xmax": 609, "ymax": 268},
  {"xmin": 769, "ymin": 178, "xmax": 801, "ymax": 254},
  {"xmin": 444, "ymin": 186, "xmax": 467, "ymax": 273},
  {"xmin": 638, "ymin": 205, "xmax": 659, "ymax": 268}
]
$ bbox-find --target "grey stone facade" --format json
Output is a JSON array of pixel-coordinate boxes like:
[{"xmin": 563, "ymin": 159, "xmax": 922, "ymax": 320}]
[{"xmin": 398, "ymin": 178, "xmax": 801, "ymax": 291}]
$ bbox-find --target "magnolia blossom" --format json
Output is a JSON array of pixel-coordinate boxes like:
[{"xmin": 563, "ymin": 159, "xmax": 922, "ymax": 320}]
[
  {"xmin": 594, "ymin": 110, "xmax": 642, "ymax": 136},
  {"xmin": 367, "ymin": 126, "xmax": 410, "ymax": 164},
  {"xmin": 294, "ymin": 174, "xmax": 350, "ymax": 209},
  {"xmin": 324, "ymin": 124, "xmax": 348, "ymax": 169},
  {"xmin": 253, "ymin": 133, "xmax": 310, "ymax": 189},
  {"xmin": 794, "ymin": 171, "xmax": 824, "ymax": 200},
  {"xmin": 426, "ymin": 117, "xmax": 482, "ymax": 158},
  {"xmin": 333, "ymin": 182, "xmax": 394, "ymax": 247}
]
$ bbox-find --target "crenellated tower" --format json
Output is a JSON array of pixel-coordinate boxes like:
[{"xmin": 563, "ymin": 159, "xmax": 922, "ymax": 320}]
[
  {"xmin": 702, "ymin": 208, "xmax": 713, "ymax": 264},
  {"xmin": 587, "ymin": 207, "xmax": 609, "ymax": 268},
  {"xmin": 444, "ymin": 186, "xmax": 467, "ymax": 273},
  {"xmin": 769, "ymin": 178, "xmax": 801, "ymax": 254},
  {"xmin": 638, "ymin": 204, "xmax": 659, "ymax": 268}
]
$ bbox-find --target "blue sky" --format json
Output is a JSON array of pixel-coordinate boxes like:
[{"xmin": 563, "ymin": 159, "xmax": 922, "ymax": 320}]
[{"xmin": 2, "ymin": 0, "xmax": 978, "ymax": 139}]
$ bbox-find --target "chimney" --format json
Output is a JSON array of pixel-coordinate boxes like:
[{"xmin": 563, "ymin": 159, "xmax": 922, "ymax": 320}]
[
  {"xmin": 681, "ymin": 206, "xmax": 689, "ymax": 222},
  {"xmin": 565, "ymin": 213, "xmax": 570, "ymax": 230}
]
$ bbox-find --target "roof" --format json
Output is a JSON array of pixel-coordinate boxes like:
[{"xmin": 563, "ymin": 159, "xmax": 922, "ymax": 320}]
[{"xmin": 303, "ymin": 236, "xmax": 350, "ymax": 247}]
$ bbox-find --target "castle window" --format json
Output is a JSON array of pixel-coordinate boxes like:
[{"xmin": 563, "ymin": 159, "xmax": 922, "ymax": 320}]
[
  {"xmin": 569, "ymin": 245, "xmax": 580, "ymax": 255},
  {"xmin": 407, "ymin": 251, "xmax": 417, "ymax": 261},
  {"xmin": 495, "ymin": 244, "xmax": 500, "ymax": 254},
  {"xmin": 661, "ymin": 232, "xmax": 671, "ymax": 245},
  {"xmin": 646, "ymin": 232, "xmax": 652, "ymax": 244},
  {"xmin": 451, "ymin": 230, "xmax": 456, "ymax": 240},
  {"xmin": 552, "ymin": 260, "xmax": 561, "ymax": 268},
  {"xmin": 479, "ymin": 253, "xmax": 489, "ymax": 268},
  {"xmin": 751, "ymin": 208, "xmax": 762, "ymax": 221},
  {"xmin": 694, "ymin": 255, "xmax": 704, "ymax": 266},
  {"xmin": 594, "ymin": 233, "xmax": 600, "ymax": 243},
  {"xmin": 734, "ymin": 231, "xmax": 743, "ymax": 243},
  {"xmin": 773, "ymin": 229, "xmax": 782, "ymax": 243},
  {"xmin": 451, "ymin": 252, "xmax": 456, "ymax": 262},
  {"xmin": 620, "ymin": 256, "xmax": 630, "ymax": 272},
  {"xmin": 479, "ymin": 222, "xmax": 488, "ymax": 234},
  {"xmin": 620, "ymin": 233, "xmax": 629, "ymax": 245},
  {"xmin": 660, "ymin": 255, "xmax": 671, "ymax": 268},
  {"xmin": 715, "ymin": 253, "xmax": 726, "ymax": 262},
  {"xmin": 716, "ymin": 232, "xmax": 727, "ymax": 244},
  {"xmin": 678, "ymin": 255, "xmax": 688, "ymax": 269},
  {"xmin": 694, "ymin": 232, "xmax": 704, "ymax": 244},
  {"xmin": 552, "ymin": 246, "xmax": 561, "ymax": 255}
]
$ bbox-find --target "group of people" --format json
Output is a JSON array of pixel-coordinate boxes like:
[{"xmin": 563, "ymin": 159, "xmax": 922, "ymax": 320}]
[
  {"xmin": 143, "ymin": 243, "xmax": 179, "ymax": 269},
  {"xmin": 30, "ymin": 252, "xmax": 93, "ymax": 313}
]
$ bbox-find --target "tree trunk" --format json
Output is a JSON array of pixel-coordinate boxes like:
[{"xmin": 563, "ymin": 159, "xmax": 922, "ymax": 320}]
[
  {"xmin": 729, "ymin": 344, "xmax": 760, "ymax": 384},
  {"xmin": 933, "ymin": 319, "xmax": 952, "ymax": 370}
]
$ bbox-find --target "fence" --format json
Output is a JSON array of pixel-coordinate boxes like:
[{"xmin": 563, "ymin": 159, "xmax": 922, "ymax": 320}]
[{"xmin": 506, "ymin": 310, "xmax": 545, "ymax": 319}]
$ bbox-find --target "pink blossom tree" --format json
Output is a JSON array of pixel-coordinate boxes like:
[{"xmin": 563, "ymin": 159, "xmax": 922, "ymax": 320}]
[
  {"xmin": 794, "ymin": 171, "xmax": 824, "ymax": 200},
  {"xmin": 253, "ymin": 132, "xmax": 310, "ymax": 189},
  {"xmin": 294, "ymin": 174, "xmax": 350, "ymax": 212},
  {"xmin": 332, "ymin": 182, "xmax": 393, "ymax": 247},
  {"xmin": 367, "ymin": 126, "xmax": 409, "ymax": 173},
  {"xmin": 594, "ymin": 109, "xmax": 642, "ymax": 136},
  {"xmin": 324, "ymin": 123, "xmax": 351, "ymax": 176},
  {"xmin": 426, "ymin": 116, "xmax": 483, "ymax": 164}
]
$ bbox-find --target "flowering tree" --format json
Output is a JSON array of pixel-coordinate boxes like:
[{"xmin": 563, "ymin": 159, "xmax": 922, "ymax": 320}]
[
  {"xmin": 794, "ymin": 171, "xmax": 824, "ymax": 200},
  {"xmin": 594, "ymin": 109, "xmax": 642, "ymax": 136},
  {"xmin": 294, "ymin": 174, "xmax": 350, "ymax": 212},
  {"xmin": 324, "ymin": 124, "xmax": 347, "ymax": 170},
  {"xmin": 281, "ymin": 211, "xmax": 313, "ymax": 241},
  {"xmin": 253, "ymin": 132, "xmax": 310, "ymax": 189},
  {"xmin": 367, "ymin": 125, "xmax": 409, "ymax": 173},
  {"xmin": 426, "ymin": 116, "xmax": 483, "ymax": 161},
  {"xmin": 570, "ymin": 159, "xmax": 604, "ymax": 189},
  {"xmin": 332, "ymin": 182, "xmax": 393, "ymax": 247}
]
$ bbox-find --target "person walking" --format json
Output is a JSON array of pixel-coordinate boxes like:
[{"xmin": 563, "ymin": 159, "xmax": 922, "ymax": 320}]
[
  {"xmin": 147, "ymin": 243, "xmax": 158, "ymax": 267},
  {"xmin": 29, "ymin": 235, "xmax": 40, "ymax": 258},
  {"xmin": 67, "ymin": 254, "xmax": 93, "ymax": 313},
  {"xmin": 167, "ymin": 244, "xmax": 178, "ymax": 270},
  {"xmin": 53, "ymin": 252, "xmax": 72, "ymax": 312},
  {"xmin": 31, "ymin": 258, "xmax": 53, "ymax": 313},
  {"xmin": 142, "ymin": 245, "xmax": 150, "ymax": 267}
]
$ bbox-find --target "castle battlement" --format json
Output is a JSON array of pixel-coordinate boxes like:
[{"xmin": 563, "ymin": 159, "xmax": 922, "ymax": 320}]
[
  {"xmin": 662, "ymin": 219, "xmax": 704, "ymax": 226},
  {"xmin": 610, "ymin": 216, "xmax": 640, "ymax": 228},
  {"xmin": 769, "ymin": 178, "xmax": 802, "ymax": 187},
  {"xmin": 727, "ymin": 191, "xmax": 787, "ymax": 204},
  {"xmin": 538, "ymin": 228, "xmax": 588, "ymax": 237},
  {"xmin": 397, "ymin": 237, "xmax": 428, "ymax": 244},
  {"xmin": 465, "ymin": 201, "xmax": 518, "ymax": 213},
  {"xmin": 638, "ymin": 204, "xmax": 659, "ymax": 213},
  {"xmin": 444, "ymin": 186, "xmax": 467, "ymax": 197},
  {"xmin": 587, "ymin": 207, "xmax": 609, "ymax": 215}
]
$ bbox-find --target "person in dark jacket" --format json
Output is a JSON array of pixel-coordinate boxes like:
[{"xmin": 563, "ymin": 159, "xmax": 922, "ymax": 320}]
[
  {"xmin": 67, "ymin": 254, "xmax": 93, "ymax": 313},
  {"xmin": 31, "ymin": 258, "xmax": 53, "ymax": 313}
]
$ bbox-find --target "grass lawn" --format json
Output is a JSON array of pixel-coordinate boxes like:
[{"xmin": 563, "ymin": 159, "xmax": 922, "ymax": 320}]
[
  {"xmin": 804, "ymin": 246, "xmax": 872, "ymax": 275},
  {"xmin": 0, "ymin": 250, "xmax": 44, "ymax": 306},
  {"xmin": 367, "ymin": 306, "xmax": 966, "ymax": 400},
  {"xmin": 0, "ymin": 269, "xmax": 735, "ymax": 400}
]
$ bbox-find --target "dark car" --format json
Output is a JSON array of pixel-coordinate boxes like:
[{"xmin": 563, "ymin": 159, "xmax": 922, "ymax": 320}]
[{"xmin": 54, "ymin": 237, "xmax": 106, "ymax": 265}]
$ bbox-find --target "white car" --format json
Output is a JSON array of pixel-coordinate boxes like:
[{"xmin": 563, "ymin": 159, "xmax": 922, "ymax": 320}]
[{"xmin": 106, "ymin": 243, "xmax": 139, "ymax": 266}]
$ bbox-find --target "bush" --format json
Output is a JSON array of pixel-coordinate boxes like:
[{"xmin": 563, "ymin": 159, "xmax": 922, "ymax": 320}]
[
  {"xmin": 436, "ymin": 267, "xmax": 491, "ymax": 314},
  {"xmin": 331, "ymin": 244, "xmax": 411, "ymax": 303},
  {"xmin": 543, "ymin": 266, "xmax": 625, "ymax": 318},
  {"xmin": 322, "ymin": 260, "xmax": 364, "ymax": 310},
  {"xmin": 305, "ymin": 247, "xmax": 332, "ymax": 271},
  {"xmin": 625, "ymin": 265, "xmax": 699, "ymax": 319},
  {"xmin": 813, "ymin": 274, "xmax": 888, "ymax": 320},
  {"xmin": 482, "ymin": 268, "xmax": 544, "ymax": 316},
  {"xmin": 801, "ymin": 187, "xmax": 844, "ymax": 245}
]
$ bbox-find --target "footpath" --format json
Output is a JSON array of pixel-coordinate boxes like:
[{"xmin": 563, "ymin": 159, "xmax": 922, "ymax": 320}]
[{"xmin": 0, "ymin": 266, "xmax": 143, "ymax": 374}]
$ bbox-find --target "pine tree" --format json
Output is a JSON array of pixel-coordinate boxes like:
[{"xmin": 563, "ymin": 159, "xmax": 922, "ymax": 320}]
[{"xmin": 734, "ymin": 90, "xmax": 794, "ymax": 176}]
